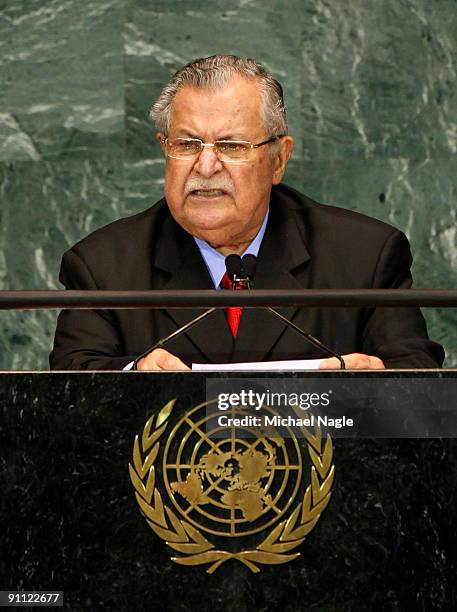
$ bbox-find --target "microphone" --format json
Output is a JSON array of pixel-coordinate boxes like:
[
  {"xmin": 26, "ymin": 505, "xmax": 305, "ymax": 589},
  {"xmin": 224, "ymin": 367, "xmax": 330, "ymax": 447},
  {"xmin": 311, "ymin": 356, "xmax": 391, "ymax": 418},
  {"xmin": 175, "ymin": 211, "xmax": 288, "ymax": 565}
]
[
  {"xmin": 132, "ymin": 253, "xmax": 345, "ymax": 369},
  {"xmin": 226, "ymin": 254, "xmax": 256, "ymax": 289},
  {"xmin": 131, "ymin": 254, "xmax": 256, "ymax": 369},
  {"xmin": 227, "ymin": 254, "xmax": 346, "ymax": 369}
]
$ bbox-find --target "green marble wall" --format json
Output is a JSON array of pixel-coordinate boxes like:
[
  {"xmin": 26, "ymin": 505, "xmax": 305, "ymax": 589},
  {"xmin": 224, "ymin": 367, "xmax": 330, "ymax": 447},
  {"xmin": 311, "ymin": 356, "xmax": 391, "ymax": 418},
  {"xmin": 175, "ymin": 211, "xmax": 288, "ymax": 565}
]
[{"xmin": 0, "ymin": 0, "xmax": 456, "ymax": 369}]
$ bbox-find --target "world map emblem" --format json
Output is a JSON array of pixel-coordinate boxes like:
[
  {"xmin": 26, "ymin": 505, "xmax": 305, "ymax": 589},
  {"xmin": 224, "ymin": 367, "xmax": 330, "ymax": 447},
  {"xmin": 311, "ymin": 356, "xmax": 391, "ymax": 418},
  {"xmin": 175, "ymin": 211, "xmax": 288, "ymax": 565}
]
[{"xmin": 129, "ymin": 398, "xmax": 334, "ymax": 573}]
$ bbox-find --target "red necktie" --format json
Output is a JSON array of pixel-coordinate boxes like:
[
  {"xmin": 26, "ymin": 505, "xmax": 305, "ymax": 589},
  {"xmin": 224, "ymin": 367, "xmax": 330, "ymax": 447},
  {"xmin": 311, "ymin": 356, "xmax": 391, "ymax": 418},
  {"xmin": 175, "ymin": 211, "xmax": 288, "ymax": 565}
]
[{"xmin": 220, "ymin": 272, "xmax": 243, "ymax": 338}]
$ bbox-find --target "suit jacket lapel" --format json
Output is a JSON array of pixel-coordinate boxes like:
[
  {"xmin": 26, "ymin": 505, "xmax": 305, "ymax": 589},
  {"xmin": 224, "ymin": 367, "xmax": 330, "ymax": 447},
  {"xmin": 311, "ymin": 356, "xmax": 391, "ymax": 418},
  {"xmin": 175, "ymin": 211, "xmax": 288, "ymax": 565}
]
[
  {"xmin": 153, "ymin": 214, "xmax": 233, "ymax": 362},
  {"xmin": 232, "ymin": 188, "xmax": 311, "ymax": 363}
]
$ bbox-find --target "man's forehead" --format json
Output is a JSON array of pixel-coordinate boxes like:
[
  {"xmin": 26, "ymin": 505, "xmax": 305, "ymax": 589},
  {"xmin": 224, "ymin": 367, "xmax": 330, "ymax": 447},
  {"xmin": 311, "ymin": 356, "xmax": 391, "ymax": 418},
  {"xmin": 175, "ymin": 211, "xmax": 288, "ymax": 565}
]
[
  {"xmin": 168, "ymin": 76, "xmax": 263, "ymax": 133},
  {"xmin": 172, "ymin": 77, "xmax": 261, "ymax": 111}
]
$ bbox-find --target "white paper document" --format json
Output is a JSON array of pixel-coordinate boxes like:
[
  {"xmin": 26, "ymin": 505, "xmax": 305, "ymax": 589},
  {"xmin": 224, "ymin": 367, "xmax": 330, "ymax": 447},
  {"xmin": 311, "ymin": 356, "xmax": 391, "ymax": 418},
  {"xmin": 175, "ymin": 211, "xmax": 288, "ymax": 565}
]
[{"xmin": 191, "ymin": 359, "xmax": 325, "ymax": 372}]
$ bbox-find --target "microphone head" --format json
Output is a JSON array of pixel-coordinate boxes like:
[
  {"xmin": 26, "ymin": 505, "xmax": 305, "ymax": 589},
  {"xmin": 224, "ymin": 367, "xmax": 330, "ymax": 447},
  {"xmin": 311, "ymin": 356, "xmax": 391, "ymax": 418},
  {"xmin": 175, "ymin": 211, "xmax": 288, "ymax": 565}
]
[
  {"xmin": 225, "ymin": 254, "xmax": 243, "ymax": 279},
  {"xmin": 242, "ymin": 254, "xmax": 257, "ymax": 279}
]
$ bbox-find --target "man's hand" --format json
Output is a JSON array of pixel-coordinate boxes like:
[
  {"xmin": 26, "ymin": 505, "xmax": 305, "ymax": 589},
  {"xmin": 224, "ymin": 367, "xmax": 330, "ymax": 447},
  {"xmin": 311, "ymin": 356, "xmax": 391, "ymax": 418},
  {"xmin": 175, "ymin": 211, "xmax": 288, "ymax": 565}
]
[
  {"xmin": 319, "ymin": 353, "xmax": 385, "ymax": 370},
  {"xmin": 137, "ymin": 348, "xmax": 190, "ymax": 371}
]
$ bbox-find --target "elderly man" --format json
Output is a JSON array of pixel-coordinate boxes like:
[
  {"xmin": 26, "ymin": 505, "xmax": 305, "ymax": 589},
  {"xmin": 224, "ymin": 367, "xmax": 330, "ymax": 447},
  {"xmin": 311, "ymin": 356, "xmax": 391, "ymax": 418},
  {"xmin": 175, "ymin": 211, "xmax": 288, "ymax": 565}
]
[{"xmin": 50, "ymin": 55, "xmax": 444, "ymax": 371}]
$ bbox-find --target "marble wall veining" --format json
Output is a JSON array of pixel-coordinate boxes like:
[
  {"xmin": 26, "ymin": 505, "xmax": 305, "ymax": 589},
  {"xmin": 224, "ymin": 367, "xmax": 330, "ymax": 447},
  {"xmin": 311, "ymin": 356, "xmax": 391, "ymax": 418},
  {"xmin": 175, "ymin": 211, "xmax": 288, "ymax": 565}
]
[{"xmin": 0, "ymin": 0, "xmax": 456, "ymax": 369}]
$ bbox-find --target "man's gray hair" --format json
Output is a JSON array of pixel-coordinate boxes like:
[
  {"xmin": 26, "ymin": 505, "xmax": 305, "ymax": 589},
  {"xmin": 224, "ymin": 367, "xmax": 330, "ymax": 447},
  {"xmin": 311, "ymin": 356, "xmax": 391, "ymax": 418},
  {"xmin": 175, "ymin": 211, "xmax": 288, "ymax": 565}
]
[{"xmin": 149, "ymin": 55, "xmax": 288, "ymax": 137}]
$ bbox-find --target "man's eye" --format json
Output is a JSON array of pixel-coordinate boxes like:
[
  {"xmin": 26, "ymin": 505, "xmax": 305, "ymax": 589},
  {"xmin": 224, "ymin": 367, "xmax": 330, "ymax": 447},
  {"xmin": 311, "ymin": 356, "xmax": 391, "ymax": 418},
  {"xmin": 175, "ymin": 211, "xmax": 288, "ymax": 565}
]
[
  {"xmin": 218, "ymin": 142, "xmax": 248, "ymax": 153},
  {"xmin": 171, "ymin": 140, "xmax": 200, "ymax": 154},
  {"xmin": 178, "ymin": 140, "xmax": 199, "ymax": 150}
]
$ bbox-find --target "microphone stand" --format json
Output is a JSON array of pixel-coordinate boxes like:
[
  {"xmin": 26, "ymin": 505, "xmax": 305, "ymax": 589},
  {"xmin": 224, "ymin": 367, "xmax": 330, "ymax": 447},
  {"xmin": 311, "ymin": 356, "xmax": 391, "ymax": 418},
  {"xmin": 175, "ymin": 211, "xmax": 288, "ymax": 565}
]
[
  {"xmin": 237, "ymin": 277, "xmax": 346, "ymax": 370},
  {"xmin": 132, "ymin": 253, "xmax": 346, "ymax": 370},
  {"xmin": 265, "ymin": 305, "xmax": 346, "ymax": 369},
  {"xmin": 132, "ymin": 307, "xmax": 217, "ymax": 369}
]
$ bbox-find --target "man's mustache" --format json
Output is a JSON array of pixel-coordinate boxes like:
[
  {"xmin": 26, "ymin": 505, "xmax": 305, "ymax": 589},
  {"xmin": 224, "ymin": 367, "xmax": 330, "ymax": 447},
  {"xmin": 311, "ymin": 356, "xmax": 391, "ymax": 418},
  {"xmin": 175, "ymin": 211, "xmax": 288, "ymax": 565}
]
[{"xmin": 184, "ymin": 178, "xmax": 235, "ymax": 196}]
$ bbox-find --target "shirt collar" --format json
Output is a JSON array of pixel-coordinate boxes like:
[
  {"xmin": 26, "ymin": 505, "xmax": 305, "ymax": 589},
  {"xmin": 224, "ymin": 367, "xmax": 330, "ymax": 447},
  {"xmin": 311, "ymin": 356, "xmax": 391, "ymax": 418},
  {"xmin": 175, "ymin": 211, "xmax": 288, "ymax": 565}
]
[{"xmin": 193, "ymin": 209, "xmax": 269, "ymax": 288}]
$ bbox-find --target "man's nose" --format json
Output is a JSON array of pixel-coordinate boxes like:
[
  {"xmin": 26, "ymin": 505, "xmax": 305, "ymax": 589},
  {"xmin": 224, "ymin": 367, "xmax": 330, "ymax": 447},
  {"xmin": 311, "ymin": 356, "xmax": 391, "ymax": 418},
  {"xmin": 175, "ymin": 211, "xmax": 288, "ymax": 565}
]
[{"xmin": 193, "ymin": 145, "xmax": 223, "ymax": 177}]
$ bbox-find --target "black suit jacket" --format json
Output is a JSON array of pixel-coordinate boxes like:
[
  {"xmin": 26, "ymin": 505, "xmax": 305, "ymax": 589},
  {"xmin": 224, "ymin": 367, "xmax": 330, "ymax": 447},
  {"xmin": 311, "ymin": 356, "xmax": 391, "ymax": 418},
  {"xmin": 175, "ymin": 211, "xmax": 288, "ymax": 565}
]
[{"xmin": 50, "ymin": 184, "xmax": 444, "ymax": 370}]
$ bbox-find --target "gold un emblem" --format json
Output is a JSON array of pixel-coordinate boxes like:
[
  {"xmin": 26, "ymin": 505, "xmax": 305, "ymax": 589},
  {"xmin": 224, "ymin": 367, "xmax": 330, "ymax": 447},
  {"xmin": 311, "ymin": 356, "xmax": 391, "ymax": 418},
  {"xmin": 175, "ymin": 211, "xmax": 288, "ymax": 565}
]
[{"xmin": 129, "ymin": 398, "xmax": 334, "ymax": 573}]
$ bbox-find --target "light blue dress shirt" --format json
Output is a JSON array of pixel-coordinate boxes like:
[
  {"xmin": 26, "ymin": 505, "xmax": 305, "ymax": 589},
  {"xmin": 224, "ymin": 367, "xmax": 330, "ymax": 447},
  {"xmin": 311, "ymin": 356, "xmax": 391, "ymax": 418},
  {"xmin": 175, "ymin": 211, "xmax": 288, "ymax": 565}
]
[{"xmin": 193, "ymin": 209, "xmax": 269, "ymax": 288}]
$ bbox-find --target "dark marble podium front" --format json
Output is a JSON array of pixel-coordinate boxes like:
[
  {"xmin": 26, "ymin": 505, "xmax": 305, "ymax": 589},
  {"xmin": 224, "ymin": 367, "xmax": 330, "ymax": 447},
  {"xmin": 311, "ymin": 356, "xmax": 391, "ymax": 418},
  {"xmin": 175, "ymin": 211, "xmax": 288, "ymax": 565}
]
[{"xmin": 0, "ymin": 372, "xmax": 456, "ymax": 611}]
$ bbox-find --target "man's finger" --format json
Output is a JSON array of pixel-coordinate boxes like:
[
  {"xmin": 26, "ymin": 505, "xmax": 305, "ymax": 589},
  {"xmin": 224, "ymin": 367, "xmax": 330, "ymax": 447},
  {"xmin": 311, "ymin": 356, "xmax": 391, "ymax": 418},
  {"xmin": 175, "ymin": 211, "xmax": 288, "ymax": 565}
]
[
  {"xmin": 319, "ymin": 353, "xmax": 385, "ymax": 370},
  {"xmin": 319, "ymin": 357, "xmax": 341, "ymax": 370},
  {"xmin": 137, "ymin": 348, "xmax": 190, "ymax": 371}
]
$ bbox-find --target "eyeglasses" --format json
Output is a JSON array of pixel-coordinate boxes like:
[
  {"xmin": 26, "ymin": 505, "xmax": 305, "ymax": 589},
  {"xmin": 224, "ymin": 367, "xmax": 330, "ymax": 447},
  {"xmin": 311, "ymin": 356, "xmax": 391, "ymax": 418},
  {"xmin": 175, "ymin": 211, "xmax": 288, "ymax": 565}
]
[{"xmin": 161, "ymin": 135, "xmax": 283, "ymax": 163}]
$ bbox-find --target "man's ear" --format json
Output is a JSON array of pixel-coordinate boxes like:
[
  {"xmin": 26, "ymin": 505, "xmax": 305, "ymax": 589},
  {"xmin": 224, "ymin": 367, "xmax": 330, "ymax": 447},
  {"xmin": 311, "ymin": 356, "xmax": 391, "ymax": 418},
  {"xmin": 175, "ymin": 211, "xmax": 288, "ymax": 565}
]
[
  {"xmin": 272, "ymin": 136, "xmax": 293, "ymax": 185},
  {"xmin": 156, "ymin": 132, "xmax": 167, "ymax": 158}
]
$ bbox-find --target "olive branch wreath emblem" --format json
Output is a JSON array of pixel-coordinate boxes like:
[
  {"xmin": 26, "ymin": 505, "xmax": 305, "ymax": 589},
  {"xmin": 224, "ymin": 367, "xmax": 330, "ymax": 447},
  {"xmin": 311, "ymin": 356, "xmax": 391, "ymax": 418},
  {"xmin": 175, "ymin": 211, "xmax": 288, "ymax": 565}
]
[{"xmin": 129, "ymin": 399, "xmax": 334, "ymax": 574}]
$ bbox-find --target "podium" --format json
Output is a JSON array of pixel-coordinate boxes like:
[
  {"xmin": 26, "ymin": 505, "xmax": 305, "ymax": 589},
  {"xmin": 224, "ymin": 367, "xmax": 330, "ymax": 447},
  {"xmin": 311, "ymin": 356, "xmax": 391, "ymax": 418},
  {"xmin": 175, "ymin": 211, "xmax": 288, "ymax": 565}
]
[{"xmin": 1, "ymin": 371, "xmax": 456, "ymax": 610}]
